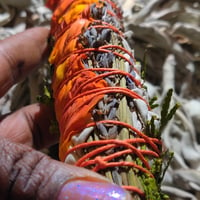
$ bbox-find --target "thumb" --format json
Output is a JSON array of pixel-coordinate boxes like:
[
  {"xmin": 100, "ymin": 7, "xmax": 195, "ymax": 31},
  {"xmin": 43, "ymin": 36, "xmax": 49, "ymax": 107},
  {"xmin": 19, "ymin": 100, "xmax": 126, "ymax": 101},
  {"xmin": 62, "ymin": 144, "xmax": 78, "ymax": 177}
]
[{"xmin": 0, "ymin": 137, "xmax": 131, "ymax": 200}]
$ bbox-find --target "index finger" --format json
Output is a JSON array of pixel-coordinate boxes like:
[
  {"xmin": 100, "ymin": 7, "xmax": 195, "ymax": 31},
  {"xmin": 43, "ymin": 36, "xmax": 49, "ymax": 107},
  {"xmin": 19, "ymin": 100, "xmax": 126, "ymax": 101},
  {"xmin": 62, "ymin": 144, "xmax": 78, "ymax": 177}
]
[{"xmin": 0, "ymin": 27, "xmax": 49, "ymax": 97}]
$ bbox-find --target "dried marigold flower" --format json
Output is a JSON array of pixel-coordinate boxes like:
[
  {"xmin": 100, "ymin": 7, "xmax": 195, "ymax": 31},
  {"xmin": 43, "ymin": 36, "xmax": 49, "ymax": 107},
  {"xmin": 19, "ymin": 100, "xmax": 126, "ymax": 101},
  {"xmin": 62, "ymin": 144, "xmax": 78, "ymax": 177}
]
[{"xmin": 47, "ymin": 0, "xmax": 169, "ymax": 199}]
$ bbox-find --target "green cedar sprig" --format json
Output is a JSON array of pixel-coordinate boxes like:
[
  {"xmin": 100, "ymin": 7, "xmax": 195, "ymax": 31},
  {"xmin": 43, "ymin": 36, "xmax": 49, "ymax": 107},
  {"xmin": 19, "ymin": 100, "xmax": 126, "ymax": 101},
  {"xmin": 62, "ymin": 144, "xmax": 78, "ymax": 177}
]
[{"xmin": 159, "ymin": 89, "xmax": 180, "ymax": 132}]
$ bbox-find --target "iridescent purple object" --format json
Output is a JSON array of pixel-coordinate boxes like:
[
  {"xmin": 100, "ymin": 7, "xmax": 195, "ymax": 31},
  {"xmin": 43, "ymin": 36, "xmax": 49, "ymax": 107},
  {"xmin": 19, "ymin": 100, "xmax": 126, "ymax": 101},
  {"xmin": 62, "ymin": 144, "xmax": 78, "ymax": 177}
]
[{"xmin": 57, "ymin": 180, "xmax": 130, "ymax": 200}]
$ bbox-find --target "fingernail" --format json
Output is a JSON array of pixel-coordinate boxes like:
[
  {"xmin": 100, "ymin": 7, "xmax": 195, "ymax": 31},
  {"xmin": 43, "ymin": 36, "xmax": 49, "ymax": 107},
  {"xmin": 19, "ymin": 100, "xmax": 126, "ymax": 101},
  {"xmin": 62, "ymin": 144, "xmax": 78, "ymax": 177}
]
[{"xmin": 57, "ymin": 180, "xmax": 131, "ymax": 200}]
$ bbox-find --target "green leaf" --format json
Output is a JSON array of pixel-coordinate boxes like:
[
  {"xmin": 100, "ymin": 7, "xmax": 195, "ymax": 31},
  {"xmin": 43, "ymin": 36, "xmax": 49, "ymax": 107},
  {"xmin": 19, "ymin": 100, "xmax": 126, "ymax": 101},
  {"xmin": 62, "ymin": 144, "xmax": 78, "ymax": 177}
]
[
  {"xmin": 160, "ymin": 89, "xmax": 173, "ymax": 124},
  {"xmin": 141, "ymin": 49, "xmax": 148, "ymax": 80},
  {"xmin": 159, "ymin": 89, "xmax": 179, "ymax": 132},
  {"xmin": 166, "ymin": 103, "xmax": 180, "ymax": 122},
  {"xmin": 149, "ymin": 96, "xmax": 159, "ymax": 109}
]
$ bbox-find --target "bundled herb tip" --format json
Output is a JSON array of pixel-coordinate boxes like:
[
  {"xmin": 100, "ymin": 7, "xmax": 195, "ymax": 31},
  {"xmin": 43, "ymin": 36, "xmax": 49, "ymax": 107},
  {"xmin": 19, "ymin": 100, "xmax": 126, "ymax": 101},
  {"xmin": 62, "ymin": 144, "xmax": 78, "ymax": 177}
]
[{"xmin": 47, "ymin": 0, "xmax": 174, "ymax": 199}]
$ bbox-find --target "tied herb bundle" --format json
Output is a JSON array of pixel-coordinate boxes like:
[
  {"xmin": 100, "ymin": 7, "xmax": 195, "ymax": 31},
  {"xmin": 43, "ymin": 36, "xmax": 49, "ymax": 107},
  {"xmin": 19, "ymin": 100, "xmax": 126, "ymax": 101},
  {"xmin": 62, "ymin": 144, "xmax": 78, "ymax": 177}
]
[{"xmin": 47, "ymin": 0, "xmax": 171, "ymax": 199}]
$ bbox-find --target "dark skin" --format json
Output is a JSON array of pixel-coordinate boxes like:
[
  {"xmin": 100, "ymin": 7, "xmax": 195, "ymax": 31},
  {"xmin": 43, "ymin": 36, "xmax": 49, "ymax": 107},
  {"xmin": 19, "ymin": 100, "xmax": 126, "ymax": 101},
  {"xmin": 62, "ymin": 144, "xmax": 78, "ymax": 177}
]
[{"xmin": 0, "ymin": 27, "xmax": 131, "ymax": 200}]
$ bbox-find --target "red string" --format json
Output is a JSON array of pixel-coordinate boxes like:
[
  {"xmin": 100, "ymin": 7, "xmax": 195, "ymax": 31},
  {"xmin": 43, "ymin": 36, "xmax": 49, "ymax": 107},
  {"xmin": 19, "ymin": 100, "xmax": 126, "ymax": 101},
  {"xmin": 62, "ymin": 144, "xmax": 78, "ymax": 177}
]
[
  {"xmin": 64, "ymin": 137, "xmax": 161, "ymax": 177},
  {"xmin": 61, "ymin": 68, "xmax": 141, "ymax": 90},
  {"xmin": 88, "ymin": 120, "xmax": 160, "ymax": 153},
  {"xmin": 102, "ymin": 0, "xmax": 122, "ymax": 18},
  {"xmin": 50, "ymin": 0, "xmax": 162, "ymax": 197},
  {"xmin": 74, "ymin": 70, "xmax": 141, "ymax": 95},
  {"xmin": 65, "ymin": 138, "xmax": 161, "ymax": 157},
  {"xmin": 63, "ymin": 87, "xmax": 150, "ymax": 114},
  {"xmin": 122, "ymin": 186, "xmax": 145, "ymax": 197},
  {"xmin": 76, "ymin": 140, "xmax": 151, "ymax": 169},
  {"xmin": 88, "ymin": 24, "xmax": 123, "ymax": 36},
  {"xmin": 74, "ymin": 47, "xmax": 135, "ymax": 67}
]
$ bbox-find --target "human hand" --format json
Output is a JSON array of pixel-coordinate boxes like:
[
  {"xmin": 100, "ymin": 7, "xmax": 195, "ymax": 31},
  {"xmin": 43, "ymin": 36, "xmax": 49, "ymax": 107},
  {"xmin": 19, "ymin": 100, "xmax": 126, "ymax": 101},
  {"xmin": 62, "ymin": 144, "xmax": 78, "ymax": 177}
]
[{"xmin": 0, "ymin": 27, "xmax": 131, "ymax": 200}]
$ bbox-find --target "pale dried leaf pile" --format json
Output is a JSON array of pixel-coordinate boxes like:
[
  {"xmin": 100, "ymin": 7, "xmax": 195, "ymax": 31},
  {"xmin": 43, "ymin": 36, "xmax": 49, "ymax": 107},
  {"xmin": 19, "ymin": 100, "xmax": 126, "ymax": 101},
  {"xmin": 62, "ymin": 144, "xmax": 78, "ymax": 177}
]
[{"xmin": 0, "ymin": 0, "xmax": 200, "ymax": 199}]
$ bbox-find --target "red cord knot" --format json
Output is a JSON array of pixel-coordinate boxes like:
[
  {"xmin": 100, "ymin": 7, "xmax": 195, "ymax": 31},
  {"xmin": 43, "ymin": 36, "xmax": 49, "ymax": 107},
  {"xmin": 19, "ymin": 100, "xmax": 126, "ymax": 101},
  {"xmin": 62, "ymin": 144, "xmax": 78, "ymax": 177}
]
[{"xmin": 93, "ymin": 156, "xmax": 108, "ymax": 171}]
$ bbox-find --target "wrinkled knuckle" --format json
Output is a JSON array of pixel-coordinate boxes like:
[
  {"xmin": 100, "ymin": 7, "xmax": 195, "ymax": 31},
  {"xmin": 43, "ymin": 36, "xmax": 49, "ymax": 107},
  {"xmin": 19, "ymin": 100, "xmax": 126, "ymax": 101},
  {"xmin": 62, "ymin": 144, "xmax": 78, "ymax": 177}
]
[
  {"xmin": 0, "ymin": 45, "xmax": 18, "ymax": 82},
  {"xmin": 10, "ymin": 151, "xmax": 45, "ymax": 198},
  {"xmin": 0, "ymin": 138, "xmax": 55, "ymax": 199}
]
